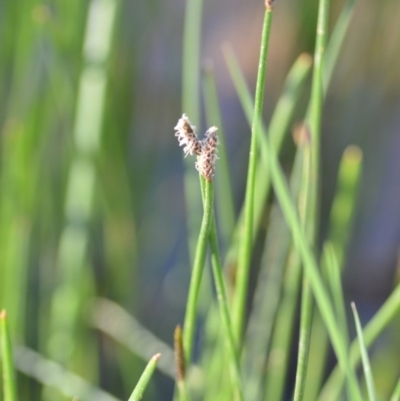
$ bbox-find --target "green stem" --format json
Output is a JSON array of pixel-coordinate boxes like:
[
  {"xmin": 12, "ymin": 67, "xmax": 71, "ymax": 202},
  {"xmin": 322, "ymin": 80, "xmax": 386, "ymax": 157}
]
[
  {"xmin": 183, "ymin": 179, "xmax": 214, "ymax": 363},
  {"xmin": 257, "ymin": 112, "xmax": 362, "ymax": 401},
  {"xmin": 1, "ymin": 310, "xmax": 17, "ymax": 401},
  {"xmin": 209, "ymin": 217, "xmax": 244, "ymax": 401},
  {"xmin": 294, "ymin": 0, "xmax": 329, "ymax": 397},
  {"xmin": 351, "ymin": 303, "xmax": 377, "ymax": 401},
  {"xmin": 293, "ymin": 138, "xmax": 313, "ymax": 401},
  {"xmin": 232, "ymin": 2, "xmax": 274, "ymax": 346},
  {"xmin": 128, "ymin": 354, "xmax": 161, "ymax": 401}
]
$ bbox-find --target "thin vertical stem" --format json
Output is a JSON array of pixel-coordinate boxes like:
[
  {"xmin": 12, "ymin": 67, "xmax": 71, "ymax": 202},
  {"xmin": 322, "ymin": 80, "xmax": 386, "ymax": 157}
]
[
  {"xmin": 293, "ymin": 0, "xmax": 329, "ymax": 398},
  {"xmin": 232, "ymin": 2, "xmax": 274, "ymax": 346},
  {"xmin": 182, "ymin": 179, "xmax": 214, "ymax": 363}
]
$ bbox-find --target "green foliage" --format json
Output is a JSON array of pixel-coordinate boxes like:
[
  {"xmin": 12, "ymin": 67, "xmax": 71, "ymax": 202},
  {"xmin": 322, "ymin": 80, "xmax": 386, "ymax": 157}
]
[{"xmin": 1, "ymin": 0, "xmax": 400, "ymax": 401}]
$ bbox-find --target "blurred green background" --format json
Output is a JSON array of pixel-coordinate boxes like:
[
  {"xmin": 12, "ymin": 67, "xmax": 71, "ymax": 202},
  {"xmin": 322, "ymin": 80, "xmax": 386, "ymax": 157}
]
[{"xmin": 1, "ymin": 0, "xmax": 400, "ymax": 400}]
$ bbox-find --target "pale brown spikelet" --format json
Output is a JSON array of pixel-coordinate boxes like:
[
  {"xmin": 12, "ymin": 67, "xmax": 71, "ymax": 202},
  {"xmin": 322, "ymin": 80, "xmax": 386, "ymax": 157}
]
[
  {"xmin": 195, "ymin": 126, "xmax": 219, "ymax": 181},
  {"xmin": 174, "ymin": 115, "xmax": 219, "ymax": 181},
  {"xmin": 174, "ymin": 114, "xmax": 202, "ymax": 157}
]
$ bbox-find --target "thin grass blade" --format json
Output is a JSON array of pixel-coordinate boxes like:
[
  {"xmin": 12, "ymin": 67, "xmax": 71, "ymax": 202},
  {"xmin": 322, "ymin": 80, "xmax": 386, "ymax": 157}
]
[
  {"xmin": 351, "ymin": 302, "xmax": 377, "ymax": 401},
  {"xmin": 231, "ymin": 2, "xmax": 274, "ymax": 346},
  {"xmin": 183, "ymin": 179, "xmax": 214, "ymax": 363},
  {"xmin": 128, "ymin": 354, "xmax": 161, "ymax": 401},
  {"xmin": 223, "ymin": 47, "xmax": 312, "ymax": 271}
]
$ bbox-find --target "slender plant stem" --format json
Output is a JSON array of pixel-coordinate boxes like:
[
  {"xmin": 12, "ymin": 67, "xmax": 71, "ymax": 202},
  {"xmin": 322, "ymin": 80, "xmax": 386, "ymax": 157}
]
[
  {"xmin": 263, "ymin": 145, "xmax": 309, "ymax": 401},
  {"xmin": 293, "ymin": 142, "xmax": 313, "ymax": 401},
  {"xmin": 232, "ymin": 2, "xmax": 274, "ymax": 346},
  {"xmin": 256, "ymin": 113, "xmax": 362, "ymax": 401},
  {"xmin": 128, "ymin": 354, "xmax": 161, "ymax": 401},
  {"xmin": 209, "ymin": 220, "xmax": 244, "ymax": 401},
  {"xmin": 293, "ymin": 0, "xmax": 329, "ymax": 397},
  {"xmin": 223, "ymin": 48, "xmax": 311, "ymax": 273},
  {"xmin": 293, "ymin": 283, "xmax": 313, "ymax": 401},
  {"xmin": 1, "ymin": 310, "xmax": 17, "ymax": 401},
  {"xmin": 183, "ymin": 179, "xmax": 214, "ymax": 363},
  {"xmin": 351, "ymin": 303, "xmax": 377, "ymax": 401},
  {"xmin": 199, "ymin": 177, "xmax": 243, "ymax": 401}
]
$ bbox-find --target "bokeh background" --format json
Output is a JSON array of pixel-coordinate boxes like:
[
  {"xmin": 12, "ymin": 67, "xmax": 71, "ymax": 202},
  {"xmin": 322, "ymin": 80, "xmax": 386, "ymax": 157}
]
[{"xmin": 1, "ymin": 0, "xmax": 400, "ymax": 400}]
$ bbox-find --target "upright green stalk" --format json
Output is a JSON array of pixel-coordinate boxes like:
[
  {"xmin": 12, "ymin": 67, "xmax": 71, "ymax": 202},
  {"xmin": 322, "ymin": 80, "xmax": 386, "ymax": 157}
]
[
  {"xmin": 293, "ymin": 141, "xmax": 313, "ymax": 401},
  {"xmin": 293, "ymin": 0, "xmax": 329, "ymax": 398},
  {"xmin": 223, "ymin": 48, "xmax": 311, "ymax": 272},
  {"xmin": 232, "ymin": 1, "xmax": 274, "ymax": 346},
  {"xmin": 256, "ymin": 110, "xmax": 362, "ymax": 400},
  {"xmin": 183, "ymin": 179, "xmax": 214, "ymax": 363},
  {"xmin": 200, "ymin": 180, "xmax": 243, "ymax": 401},
  {"xmin": 1, "ymin": 310, "xmax": 17, "ymax": 401}
]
